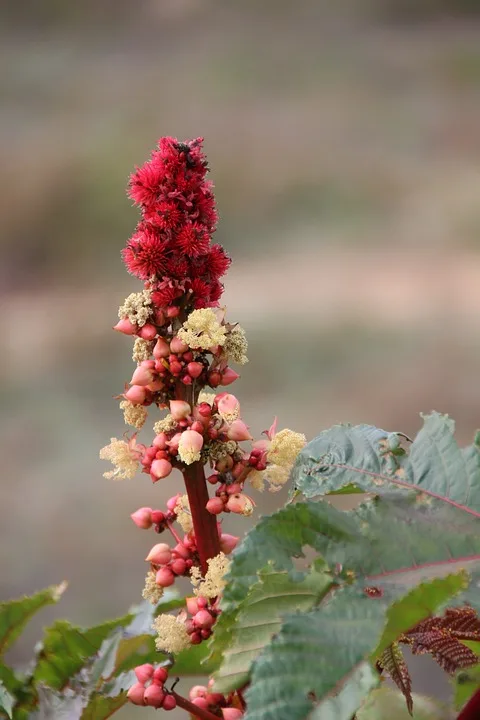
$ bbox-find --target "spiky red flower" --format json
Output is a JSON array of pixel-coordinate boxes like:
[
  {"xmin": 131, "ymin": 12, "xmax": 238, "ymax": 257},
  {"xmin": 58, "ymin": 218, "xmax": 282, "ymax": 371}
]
[
  {"xmin": 205, "ymin": 244, "xmax": 231, "ymax": 279},
  {"xmin": 143, "ymin": 200, "xmax": 183, "ymax": 230},
  {"xmin": 151, "ymin": 282, "xmax": 182, "ymax": 308},
  {"xmin": 177, "ymin": 222, "xmax": 211, "ymax": 258},
  {"xmin": 122, "ymin": 227, "xmax": 168, "ymax": 279},
  {"xmin": 128, "ymin": 160, "xmax": 164, "ymax": 207}
]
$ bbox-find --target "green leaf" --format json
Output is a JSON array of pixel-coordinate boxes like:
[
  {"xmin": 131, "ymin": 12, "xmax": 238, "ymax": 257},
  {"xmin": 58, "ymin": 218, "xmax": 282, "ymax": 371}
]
[
  {"xmin": 292, "ymin": 412, "xmax": 480, "ymax": 517},
  {"xmin": 308, "ymin": 663, "xmax": 379, "ymax": 720},
  {"xmin": 175, "ymin": 641, "xmax": 218, "ymax": 676},
  {"xmin": 356, "ymin": 686, "xmax": 452, "ymax": 719},
  {"xmin": 454, "ymin": 663, "xmax": 480, "ymax": 711},
  {"xmin": 214, "ymin": 567, "xmax": 332, "ymax": 693},
  {"xmin": 0, "ymin": 681, "xmax": 14, "ymax": 719},
  {"xmin": 30, "ymin": 687, "xmax": 85, "ymax": 719},
  {"xmin": 0, "ymin": 583, "xmax": 67, "ymax": 657},
  {"xmin": 80, "ymin": 672, "xmax": 132, "ymax": 720}
]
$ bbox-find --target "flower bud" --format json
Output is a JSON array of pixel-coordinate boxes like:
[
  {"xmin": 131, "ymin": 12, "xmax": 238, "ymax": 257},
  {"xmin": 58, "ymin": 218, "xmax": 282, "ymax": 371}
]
[
  {"xmin": 114, "ymin": 318, "xmax": 136, "ymax": 335},
  {"xmin": 155, "ymin": 567, "xmax": 175, "ymax": 587},
  {"xmin": 124, "ymin": 384, "xmax": 147, "ymax": 404},
  {"xmin": 173, "ymin": 542, "xmax": 191, "ymax": 559},
  {"xmin": 162, "ymin": 695, "xmax": 177, "ymax": 711},
  {"xmin": 192, "ymin": 696, "xmax": 209, "ymax": 709},
  {"xmin": 220, "ymin": 367, "xmax": 240, "ymax": 386},
  {"xmin": 217, "ymin": 394, "xmax": 241, "ymax": 423},
  {"xmin": 169, "ymin": 400, "xmax": 191, "ymax": 420},
  {"xmin": 208, "ymin": 371, "xmax": 221, "ymax": 387},
  {"xmin": 207, "ymin": 473, "xmax": 219, "ymax": 485},
  {"xmin": 187, "ymin": 361, "xmax": 203, "ymax": 379},
  {"xmin": 226, "ymin": 483, "xmax": 242, "ymax": 495},
  {"xmin": 197, "ymin": 402, "xmax": 212, "ymax": 418},
  {"xmin": 166, "ymin": 305, "xmax": 180, "ymax": 318},
  {"xmin": 226, "ymin": 493, "xmax": 254, "ymax": 516},
  {"xmin": 144, "ymin": 684, "xmax": 165, "ymax": 708},
  {"xmin": 182, "ymin": 374, "xmax": 193, "ymax": 385},
  {"xmin": 186, "ymin": 597, "xmax": 200, "ymax": 616},
  {"xmin": 169, "ymin": 360, "xmax": 182, "ymax": 375},
  {"xmin": 194, "ymin": 609, "xmax": 215, "ymax": 629},
  {"xmin": 190, "ymin": 420, "xmax": 204, "ymax": 434},
  {"xmin": 127, "ymin": 682, "xmax": 146, "ymax": 706},
  {"xmin": 145, "ymin": 543, "xmax": 172, "ymax": 565},
  {"xmin": 153, "ymin": 336, "xmax": 170, "ymax": 359},
  {"xmin": 206, "ymin": 497, "xmax": 225, "ymax": 515},
  {"xmin": 139, "ymin": 323, "xmax": 157, "ymax": 341},
  {"xmin": 131, "ymin": 363, "xmax": 155, "ymax": 387},
  {"xmin": 170, "ymin": 336, "xmax": 189, "ymax": 354},
  {"xmin": 183, "ymin": 350, "xmax": 194, "ymax": 362},
  {"xmin": 167, "ymin": 494, "xmax": 181, "ymax": 511},
  {"xmin": 150, "ymin": 458, "xmax": 172, "ymax": 481},
  {"xmin": 189, "ymin": 686, "xmax": 207, "ymax": 700},
  {"xmin": 227, "ymin": 420, "xmax": 253, "ymax": 442},
  {"xmin": 153, "ymin": 432, "xmax": 168, "ymax": 450},
  {"xmin": 151, "ymin": 510, "xmax": 165, "ymax": 524},
  {"xmin": 222, "ymin": 709, "xmax": 244, "ymax": 719},
  {"xmin": 220, "ymin": 533, "xmax": 239, "ymax": 555},
  {"xmin": 130, "ymin": 507, "xmax": 153, "ymax": 529},
  {"xmin": 134, "ymin": 663, "xmax": 154, "ymax": 684},
  {"xmin": 170, "ymin": 558, "xmax": 187, "ymax": 575},
  {"xmin": 153, "ymin": 667, "xmax": 169, "ymax": 683},
  {"xmin": 178, "ymin": 430, "xmax": 204, "ymax": 465},
  {"xmin": 167, "ymin": 432, "xmax": 182, "ymax": 454}
]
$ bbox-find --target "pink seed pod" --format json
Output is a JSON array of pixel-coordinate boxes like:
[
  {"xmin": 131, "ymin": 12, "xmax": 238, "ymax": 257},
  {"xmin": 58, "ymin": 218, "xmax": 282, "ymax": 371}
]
[
  {"xmin": 153, "ymin": 666, "xmax": 169, "ymax": 683},
  {"xmin": 153, "ymin": 432, "xmax": 168, "ymax": 450},
  {"xmin": 183, "ymin": 350, "xmax": 194, "ymax": 362},
  {"xmin": 173, "ymin": 542, "xmax": 191, "ymax": 560},
  {"xmin": 197, "ymin": 597, "xmax": 208, "ymax": 609},
  {"xmin": 220, "ymin": 367, "xmax": 240, "ymax": 386},
  {"xmin": 222, "ymin": 709, "xmax": 244, "ymax": 719},
  {"xmin": 226, "ymin": 493, "xmax": 254, "ymax": 516},
  {"xmin": 139, "ymin": 323, "xmax": 157, "ymax": 341},
  {"xmin": 182, "ymin": 374, "xmax": 193, "ymax": 385},
  {"xmin": 166, "ymin": 305, "xmax": 180, "ymax": 318},
  {"xmin": 194, "ymin": 609, "xmax": 215, "ymax": 629},
  {"xmin": 155, "ymin": 567, "xmax": 175, "ymax": 587},
  {"xmin": 145, "ymin": 543, "xmax": 172, "ymax": 565},
  {"xmin": 201, "ymin": 628, "xmax": 212, "ymax": 639},
  {"xmin": 226, "ymin": 483, "xmax": 242, "ymax": 495},
  {"xmin": 130, "ymin": 507, "xmax": 153, "ymax": 529},
  {"xmin": 178, "ymin": 429, "xmax": 204, "ymax": 461},
  {"xmin": 153, "ymin": 337, "xmax": 170, "ymax": 359},
  {"xmin": 217, "ymin": 394, "xmax": 241, "ymax": 423},
  {"xmin": 187, "ymin": 361, "xmax": 203, "ymax": 378},
  {"xmin": 189, "ymin": 685, "xmax": 208, "ymax": 701},
  {"xmin": 208, "ymin": 371, "xmax": 221, "ymax": 387},
  {"xmin": 169, "ymin": 399, "xmax": 191, "ymax": 420},
  {"xmin": 170, "ymin": 557, "xmax": 187, "ymax": 575},
  {"xmin": 190, "ymin": 631, "xmax": 202, "ymax": 645},
  {"xmin": 186, "ymin": 597, "xmax": 200, "ymax": 616},
  {"xmin": 113, "ymin": 318, "xmax": 137, "ymax": 335},
  {"xmin": 143, "ymin": 683, "xmax": 165, "ymax": 708},
  {"xmin": 232, "ymin": 461, "xmax": 246, "ymax": 479},
  {"xmin": 197, "ymin": 402, "xmax": 212, "ymax": 418},
  {"xmin": 130, "ymin": 364, "xmax": 155, "ymax": 386},
  {"xmin": 169, "ymin": 360, "xmax": 182, "ymax": 375},
  {"xmin": 206, "ymin": 497, "xmax": 225, "ymax": 515},
  {"xmin": 124, "ymin": 384, "xmax": 147, "ymax": 404},
  {"xmin": 162, "ymin": 695, "xmax": 177, "ymax": 711},
  {"xmin": 207, "ymin": 473, "xmax": 219, "ymax": 485},
  {"xmin": 151, "ymin": 509, "xmax": 165, "ymax": 524},
  {"xmin": 192, "ymin": 697, "xmax": 210, "ymax": 709},
  {"xmin": 170, "ymin": 336, "xmax": 189, "ymax": 354},
  {"xmin": 127, "ymin": 682, "xmax": 146, "ymax": 706},
  {"xmin": 220, "ymin": 533, "xmax": 239, "ymax": 555},
  {"xmin": 167, "ymin": 432, "xmax": 182, "ymax": 454},
  {"xmin": 146, "ymin": 379, "xmax": 165, "ymax": 392},
  {"xmin": 227, "ymin": 420, "xmax": 253, "ymax": 442},
  {"xmin": 134, "ymin": 663, "xmax": 154, "ymax": 684},
  {"xmin": 150, "ymin": 458, "xmax": 172, "ymax": 481},
  {"xmin": 167, "ymin": 494, "xmax": 182, "ymax": 511},
  {"xmin": 190, "ymin": 420, "xmax": 204, "ymax": 434}
]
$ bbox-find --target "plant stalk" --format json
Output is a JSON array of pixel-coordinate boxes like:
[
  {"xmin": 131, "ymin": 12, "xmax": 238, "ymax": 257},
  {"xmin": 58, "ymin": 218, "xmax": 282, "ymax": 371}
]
[
  {"xmin": 182, "ymin": 461, "xmax": 221, "ymax": 574},
  {"xmin": 171, "ymin": 691, "xmax": 220, "ymax": 720}
]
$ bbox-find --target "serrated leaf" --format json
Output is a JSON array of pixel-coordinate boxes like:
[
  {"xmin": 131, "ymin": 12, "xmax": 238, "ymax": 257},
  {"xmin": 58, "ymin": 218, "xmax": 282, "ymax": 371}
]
[
  {"xmin": 244, "ymin": 584, "xmax": 389, "ymax": 720},
  {"xmin": 0, "ymin": 681, "xmax": 14, "ymax": 719},
  {"xmin": 292, "ymin": 412, "xmax": 480, "ymax": 517},
  {"xmin": 378, "ymin": 644, "xmax": 412, "ymax": 713},
  {"xmin": 357, "ymin": 686, "xmax": 452, "ymax": 719},
  {"xmin": 214, "ymin": 568, "xmax": 332, "ymax": 693},
  {"xmin": 0, "ymin": 583, "xmax": 67, "ymax": 657},
  {"xmin": 33, "ymin": 615, "xmax": 132, "ymax": 691},
  {"xmin": 309, "ymin": 662, "xmax": 379, "ymax": 720}
]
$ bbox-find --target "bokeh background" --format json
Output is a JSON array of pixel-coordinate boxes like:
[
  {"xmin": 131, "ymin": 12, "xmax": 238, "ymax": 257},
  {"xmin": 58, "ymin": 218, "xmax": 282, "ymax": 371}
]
[{"xmin": 2, "ymin": 0, "xmax": 480, "ymax": 716}]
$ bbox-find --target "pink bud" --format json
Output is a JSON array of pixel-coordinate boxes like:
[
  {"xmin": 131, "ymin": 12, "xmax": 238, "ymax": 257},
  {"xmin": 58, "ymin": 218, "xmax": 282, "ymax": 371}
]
[
  {"xmin": 153, "ymin": 432, "xmax": 168, "ymax": 450},
  {"xmin": 169, "ymin": 399, "xmax": 191, "ymax": 420},
  {"xmin": 187, "ymin": 361, "xmax": 203, "ymax": 378},
  {"xmin": 220, "ymin": 533, "xmax": 239, "ymax": 555},
  {"xmin": 169, "ymin": 360, "xmax": 182, "ymax": 375},
  {"xmin": 145, "ymin": 543, "xmax": 172, "ymax": 565},
  {"xmin": 198, "ymin": 403, "xmax": 212, "ymax": 418},
  {"xmin": 182, "ymin": 374, "xmax": 193, "ymax": 385},
  {"xmin": 131, "ymin": 364, "xmax": 155, "ymax": 386},
  {"xmin": 226, "ymin": 493, "xmax": 254, "ymax": 516},
  {"xmin": 178, "ymin": 429, "xmax": 204, "ymax": 459},
  {"xmin": 227, "ymin": 483, "xmax": 242, "ymax": 495},
  {"xmin": 222, "ymin": 709, "xmax": 244, "ymax": 720},
  {"xmin": 167, "ymin": 494, "xmax": 181, "ymax": 511},
  {"xmin": 153, "ymin": 667, "xmax": 169, "ymax": 683},
  {"xmin": 162, "ymin": 695, "xmax": 177, "ymax": 711},
  {"xmin": 114, "ymin": 318, "xmax": 137, "ymax": 335},
  {"xmin": 227, "ymin": 420, "xmax": 253, "ymax": 442},
  {"xmin": 166, "ymin": 433, "xmax": 181, "ymax": 454},
  {"xmin": 151, "ymin": 510, "xmax": 165, "ymax": 524},
  {"xmin": 124, "ymin": 384, "xmax": 147, "ymax": 404},
  {"xmin": 194, "ymin": 609, "xmax": 215, "ymax": 629},
  {"xmin": 189, "ymin": 686, "xmax": 207, "ymax": 700},
  {"xmin": 190, "ymin": 420, "xmax": 204, "ymax": 434},
  {"xmin": 153, "ymin": 337, "xmax": 170, "ymax": 359},
  {"xmin": 166, "ymin": 305, "xmax": 180, "ymax": 318},
  {"xmin": 173, "ymin": 542, "xmax": 191, "ymax": 559},
  {"xmin": 150, "ymin": 458, "xmax": 172, "ymax": 481},
  {"xmin": 130, "ymin": 507, "xmax": 153, "ymax": 529},
  {"xmin": 154, "ymin": 309, "xmax": 166, "ymax": 326},
  {"xmin": 134, "ymin": 663, "xmax": 154, "ymax": 684},
  {"xmin": 207, "ymin": 473, "xmax": 219, "ymax": 485},
  {"xmin": 144, "ymin": 684, "xmax": 165, "ymax": 708},
  {"xmin": 217, "ymin": 393, "xmax": 241, "ymax": 422},
  {"xmin": 139, "ymin": 323, "xmax": 157, "ymax": 341},
  {"xmin": 208, "ymin": 371, "xmax": 221, "ymax": 387},
  {"xmin": 155, "ymin": 567, "xmax": 175, "ymax": 587},
  {"xmin": 192, "ymin": 697, "xmax": 209, "ymax": 709},
  {"xmin": 170, "ymin": 558, "xmax": 187, "ymax": 575},
  {"xmin": 146, "ymin": 379, "xmax": 165, "ymax": 392},
  {"xmin": 127, "ymin": 682, "xmax": 146, "ymax": 706},
  {"xmin": 183, "ymin": 351, "xmax": 194, "ymax": 362},
  {"xmin": 197, "ymin": 597, "xmax": 208, "ymax": 609},
  {"xmin": 220, "ymin": 367, "xmax": 240, "ymax": 386},
  {"xmin": 206, "ymin": 497, "xmax": 225, "ymax": 515},
  {"xmin": 232, "ymin": 461, "xmax": 246, "ymax": 479},
  {"xmin": 186, "ymin": 597, "xmax": 200, "ymax": 616},
  {"xmin": 170, "ymin": 336, "xmax": 189, "ymax": 354}
]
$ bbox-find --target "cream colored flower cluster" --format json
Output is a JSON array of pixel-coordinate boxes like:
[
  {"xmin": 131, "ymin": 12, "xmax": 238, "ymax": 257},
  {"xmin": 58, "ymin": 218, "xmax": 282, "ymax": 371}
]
[
  {"xmin": 99, "ymin": 437, "xmax": 141, "ymax": 480},
  {"xmin": 190, "ymin": 552, "xmax": 230, "ymax": 599},
  {"xmin": 118, "ymin": 289, "xmax": 152, "ymax": 327},
  {"xmin": 177, "ymin": 308, "xmax": 226, "ymax": 350},
  {"xmin": 250, "ymin": 428, "xmax": 306, "ymax": 492}
]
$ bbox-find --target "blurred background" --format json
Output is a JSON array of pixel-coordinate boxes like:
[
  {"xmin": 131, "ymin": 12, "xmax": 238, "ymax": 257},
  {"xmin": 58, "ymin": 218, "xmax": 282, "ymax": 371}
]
[{"xmin": 2, "ymin": 0, "xmax": 480, "ymax": 716}]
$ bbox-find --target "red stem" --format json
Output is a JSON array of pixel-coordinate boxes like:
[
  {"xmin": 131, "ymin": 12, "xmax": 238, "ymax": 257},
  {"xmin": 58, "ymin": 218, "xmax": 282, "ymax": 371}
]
[
  {"xmin": 457, "ymin": 688, "xmax": 480, "ymax": 720},
  {"xmin": 171, "ymin": 691, "xmax": 219, "ymax": 720},
  {"xmin": 183, "ymin": 461, "xmax": 221, "ymax": 574}
]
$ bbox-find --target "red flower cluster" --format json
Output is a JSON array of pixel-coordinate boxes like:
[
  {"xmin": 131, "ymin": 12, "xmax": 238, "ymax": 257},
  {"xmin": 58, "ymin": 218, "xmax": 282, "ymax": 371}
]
[{"xmin": 123, "ymin": 137, "xmax": 230, "ymax": 309}]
